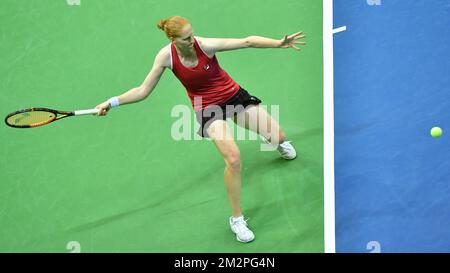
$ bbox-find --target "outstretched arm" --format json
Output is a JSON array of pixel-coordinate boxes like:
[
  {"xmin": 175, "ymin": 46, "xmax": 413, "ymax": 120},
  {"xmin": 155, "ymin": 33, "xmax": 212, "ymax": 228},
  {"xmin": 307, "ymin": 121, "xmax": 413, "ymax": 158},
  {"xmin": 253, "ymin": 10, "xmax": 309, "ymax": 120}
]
[
  {"xmin": 198, "ymin": 31, "xmax": 306, "ymax": 55},
  {"xmin": 95, "ymin": 48, "xmax": 169, "ymax": 115}
]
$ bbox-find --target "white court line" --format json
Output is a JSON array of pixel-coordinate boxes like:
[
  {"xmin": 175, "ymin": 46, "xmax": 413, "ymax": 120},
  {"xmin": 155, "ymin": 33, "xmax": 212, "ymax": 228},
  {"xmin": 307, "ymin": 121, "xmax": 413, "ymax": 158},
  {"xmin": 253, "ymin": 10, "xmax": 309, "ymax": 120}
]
[
  {"xmin": 333, "ymin": 26, "xmax": 347, "ymax": 34},
  {"xmin": 323, "ymin": 0, "xmax": 336, "ymax": 253}
]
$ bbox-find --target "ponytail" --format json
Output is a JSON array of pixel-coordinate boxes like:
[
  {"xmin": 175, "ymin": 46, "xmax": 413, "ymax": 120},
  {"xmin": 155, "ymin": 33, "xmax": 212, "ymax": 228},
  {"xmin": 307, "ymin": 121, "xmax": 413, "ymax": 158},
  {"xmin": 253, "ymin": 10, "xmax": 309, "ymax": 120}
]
[{"xmin": 156, "ymin": 16, "xmax": 190, "ymax": 40}]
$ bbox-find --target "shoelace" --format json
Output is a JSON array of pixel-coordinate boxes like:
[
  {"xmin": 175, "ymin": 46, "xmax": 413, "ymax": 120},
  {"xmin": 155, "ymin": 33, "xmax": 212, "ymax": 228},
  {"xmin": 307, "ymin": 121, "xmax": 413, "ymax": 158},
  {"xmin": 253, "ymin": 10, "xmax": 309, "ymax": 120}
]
[
  {"xmin": 277, "ymin": 141, "xmax": 294, "ymax": 153},
  {"xmin": 279, "ymin": 140, "xmax": 293, "ymax": 147},
  {"xmin": 231, "ymin": 218, "xmax": 251, "ymax": 233}
]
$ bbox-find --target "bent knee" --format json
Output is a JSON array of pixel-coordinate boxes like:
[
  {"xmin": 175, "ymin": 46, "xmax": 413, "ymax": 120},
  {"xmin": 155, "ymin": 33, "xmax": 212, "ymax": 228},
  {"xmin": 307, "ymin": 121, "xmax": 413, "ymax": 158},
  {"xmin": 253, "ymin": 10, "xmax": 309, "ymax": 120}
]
[{"xmin": 224, "ymin": 151, "xmax": 241, "ymax": 171}]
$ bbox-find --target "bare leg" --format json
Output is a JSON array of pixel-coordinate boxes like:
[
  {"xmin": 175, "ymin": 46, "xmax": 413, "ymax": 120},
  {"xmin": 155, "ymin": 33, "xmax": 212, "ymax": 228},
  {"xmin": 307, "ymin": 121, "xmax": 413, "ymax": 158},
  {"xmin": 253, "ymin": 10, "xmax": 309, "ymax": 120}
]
[
  {"xmin": 233, "ymin": 105, "xmax": 286, "ymax": 144},
  {"xmin": 207, "ymin": 119, "xmax": 242, "ymax": 217},
  {"xmin": 233, "ymin": 105, "xmax": 297, "ymax": 160}
]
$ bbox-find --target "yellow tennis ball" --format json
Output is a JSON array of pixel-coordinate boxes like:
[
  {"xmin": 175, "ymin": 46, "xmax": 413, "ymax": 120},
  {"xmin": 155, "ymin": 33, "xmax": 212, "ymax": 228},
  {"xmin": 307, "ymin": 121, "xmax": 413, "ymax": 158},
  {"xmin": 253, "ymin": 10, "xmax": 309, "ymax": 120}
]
[{"xmin": 430, "ymin": 127, "xmax": 443, "ymax": 138}]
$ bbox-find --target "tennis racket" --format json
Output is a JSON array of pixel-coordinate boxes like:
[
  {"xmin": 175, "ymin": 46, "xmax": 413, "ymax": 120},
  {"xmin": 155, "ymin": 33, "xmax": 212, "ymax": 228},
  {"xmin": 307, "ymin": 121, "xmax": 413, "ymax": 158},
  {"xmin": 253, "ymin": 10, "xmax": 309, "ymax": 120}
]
[{"xmin": 4, "ymin": 107, "xmax": 100, "ymax": 128}]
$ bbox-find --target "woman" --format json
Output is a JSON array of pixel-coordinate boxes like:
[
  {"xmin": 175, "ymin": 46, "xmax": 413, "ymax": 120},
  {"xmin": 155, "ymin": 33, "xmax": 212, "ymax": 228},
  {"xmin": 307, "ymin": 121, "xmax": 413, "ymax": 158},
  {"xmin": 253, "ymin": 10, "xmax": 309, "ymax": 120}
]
[{"xmin": 95, "ymin": 16, "xmax": 305, "ymax": 243}]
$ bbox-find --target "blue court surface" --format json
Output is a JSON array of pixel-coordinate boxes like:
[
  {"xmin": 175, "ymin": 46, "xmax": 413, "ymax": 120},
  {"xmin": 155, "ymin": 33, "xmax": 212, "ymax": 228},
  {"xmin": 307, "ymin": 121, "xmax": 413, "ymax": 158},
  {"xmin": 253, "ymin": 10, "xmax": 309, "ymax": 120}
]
[{"xmin": 333, "ymin": 0, "xmax": 450, "ymax": 252}]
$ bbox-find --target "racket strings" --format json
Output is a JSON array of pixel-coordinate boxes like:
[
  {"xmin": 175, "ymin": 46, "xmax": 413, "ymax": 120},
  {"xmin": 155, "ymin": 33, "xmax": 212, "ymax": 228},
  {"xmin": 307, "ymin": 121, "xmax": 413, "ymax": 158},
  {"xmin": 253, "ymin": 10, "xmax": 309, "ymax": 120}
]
[{"xmin": 6, "ymin": 111, "xmax": 56, "ymax": 126}]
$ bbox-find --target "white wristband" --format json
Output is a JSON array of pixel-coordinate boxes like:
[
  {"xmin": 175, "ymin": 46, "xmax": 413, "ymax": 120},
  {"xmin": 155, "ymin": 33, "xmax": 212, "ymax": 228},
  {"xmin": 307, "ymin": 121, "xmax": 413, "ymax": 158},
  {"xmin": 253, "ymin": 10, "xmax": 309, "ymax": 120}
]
[{"xmin": 108, "ymin": 97, "xmax": 120, "ymax": 108}]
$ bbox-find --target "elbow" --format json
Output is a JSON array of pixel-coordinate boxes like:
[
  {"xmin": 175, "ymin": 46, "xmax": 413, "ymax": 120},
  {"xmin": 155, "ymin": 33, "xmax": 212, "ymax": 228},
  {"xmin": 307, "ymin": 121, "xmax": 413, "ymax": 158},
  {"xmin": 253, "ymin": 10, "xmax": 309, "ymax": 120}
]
[
  {"xmin": 137, "ymin": 86, "xmax": 150, "ymax": 101},
  {"xmin": 245, "ymin": 36, "xmax": 254, "ymax": 48}
]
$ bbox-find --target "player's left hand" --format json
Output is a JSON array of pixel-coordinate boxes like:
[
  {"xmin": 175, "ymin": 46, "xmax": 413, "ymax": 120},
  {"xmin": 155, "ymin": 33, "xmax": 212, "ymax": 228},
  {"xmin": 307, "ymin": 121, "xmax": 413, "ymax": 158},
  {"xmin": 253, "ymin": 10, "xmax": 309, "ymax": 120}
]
[{"xmin": 280, "ymin": 31, "xmax": 306, "ymax": 51}]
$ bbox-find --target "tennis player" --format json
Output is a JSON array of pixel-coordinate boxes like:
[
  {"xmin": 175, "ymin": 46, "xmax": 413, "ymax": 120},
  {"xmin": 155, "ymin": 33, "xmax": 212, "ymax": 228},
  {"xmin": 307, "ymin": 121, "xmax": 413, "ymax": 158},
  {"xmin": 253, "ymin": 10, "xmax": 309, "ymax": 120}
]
[{"xmin": 95, "ymin": 16, "xmax": 305, "ymax": 243}]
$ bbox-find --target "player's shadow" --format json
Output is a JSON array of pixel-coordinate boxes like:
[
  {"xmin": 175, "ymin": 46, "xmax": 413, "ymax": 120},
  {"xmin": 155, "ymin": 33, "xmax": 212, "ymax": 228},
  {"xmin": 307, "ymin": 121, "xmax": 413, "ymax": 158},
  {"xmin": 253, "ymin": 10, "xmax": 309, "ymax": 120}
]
[
  {"xmin": 67, "ymin": 162, "xmax": 223, "ymax": 233},
  {"xmin": 243, "ymin": 198, "xmax": 317, "ymax": 248},
  {"xmin": 67, "ymin": 128, "xmax": 322, "ymax": 233},
  {"xmin": 242, "ymin": 127, "xmax": 323, "ymax": 182}
]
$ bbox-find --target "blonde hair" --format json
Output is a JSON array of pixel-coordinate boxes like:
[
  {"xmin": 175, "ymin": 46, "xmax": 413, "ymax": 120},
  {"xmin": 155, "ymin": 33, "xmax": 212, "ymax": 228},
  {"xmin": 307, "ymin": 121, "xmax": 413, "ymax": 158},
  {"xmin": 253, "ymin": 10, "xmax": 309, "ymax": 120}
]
[{"xmin": 157, "ymin": 16, "xmax": 191, "ymax": 40}]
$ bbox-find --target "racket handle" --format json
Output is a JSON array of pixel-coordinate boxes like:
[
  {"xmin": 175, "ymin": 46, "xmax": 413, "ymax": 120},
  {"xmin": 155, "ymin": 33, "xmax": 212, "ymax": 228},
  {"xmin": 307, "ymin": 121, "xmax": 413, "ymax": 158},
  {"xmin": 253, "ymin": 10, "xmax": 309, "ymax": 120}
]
[{"xmin": 74, "ymin": 109, "xmax": 100, "ymax": 116}]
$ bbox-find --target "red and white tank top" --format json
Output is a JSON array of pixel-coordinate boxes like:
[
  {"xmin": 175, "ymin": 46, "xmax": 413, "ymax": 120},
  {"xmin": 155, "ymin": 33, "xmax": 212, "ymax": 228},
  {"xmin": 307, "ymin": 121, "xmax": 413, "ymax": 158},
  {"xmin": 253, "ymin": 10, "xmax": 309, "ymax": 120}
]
[{"xmin": 169, "ymin": 37, "xmax": 240, "ymax": 112}]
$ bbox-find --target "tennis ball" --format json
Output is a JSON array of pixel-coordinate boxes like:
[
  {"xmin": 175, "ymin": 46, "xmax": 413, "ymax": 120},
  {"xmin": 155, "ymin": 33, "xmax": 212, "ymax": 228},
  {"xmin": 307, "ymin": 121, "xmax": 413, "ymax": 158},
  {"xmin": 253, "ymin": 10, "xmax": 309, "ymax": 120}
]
[{"xmin": 430, "ymin": 127, "xmax": 443, "ymax": 138}]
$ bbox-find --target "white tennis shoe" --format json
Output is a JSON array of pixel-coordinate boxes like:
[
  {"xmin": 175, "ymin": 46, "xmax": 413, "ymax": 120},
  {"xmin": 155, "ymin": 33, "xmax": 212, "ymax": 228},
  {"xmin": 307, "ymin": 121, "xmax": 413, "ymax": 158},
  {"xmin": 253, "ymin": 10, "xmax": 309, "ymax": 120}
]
[
  {"xmin": 261, "ymin": 137, "xmax": 297, "ymax": 160},
  {"xmin": 229, "ymin": 216, "xmax": 255, "ymax": 243},
  {"xmin": 277, "ymin": 140, "xmax": 297, "ymax": 160}
]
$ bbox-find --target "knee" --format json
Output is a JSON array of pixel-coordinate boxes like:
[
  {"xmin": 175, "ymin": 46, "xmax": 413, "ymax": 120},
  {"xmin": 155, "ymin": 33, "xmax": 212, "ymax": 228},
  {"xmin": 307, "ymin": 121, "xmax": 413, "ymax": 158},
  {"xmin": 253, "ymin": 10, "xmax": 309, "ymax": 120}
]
[{"xmin": 225, "ymin": 151, "xmax": 241, "ymax": 171}]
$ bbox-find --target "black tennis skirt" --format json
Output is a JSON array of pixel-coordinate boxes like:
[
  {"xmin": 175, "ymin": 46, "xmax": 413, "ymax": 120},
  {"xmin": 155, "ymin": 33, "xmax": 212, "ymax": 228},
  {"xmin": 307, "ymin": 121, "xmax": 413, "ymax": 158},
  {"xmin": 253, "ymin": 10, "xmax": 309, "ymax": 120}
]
[{"xmin": 195, "ymin": 86, "xmax": 262, "ymax": 138}]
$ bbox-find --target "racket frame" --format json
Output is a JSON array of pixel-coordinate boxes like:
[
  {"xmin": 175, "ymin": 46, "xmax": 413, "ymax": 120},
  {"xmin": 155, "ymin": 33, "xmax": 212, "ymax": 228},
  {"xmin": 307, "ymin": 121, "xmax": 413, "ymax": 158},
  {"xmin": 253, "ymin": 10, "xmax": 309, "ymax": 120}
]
[{"xmin": 4, "ymin": 107, "xmax": 99, "ymax": 128}]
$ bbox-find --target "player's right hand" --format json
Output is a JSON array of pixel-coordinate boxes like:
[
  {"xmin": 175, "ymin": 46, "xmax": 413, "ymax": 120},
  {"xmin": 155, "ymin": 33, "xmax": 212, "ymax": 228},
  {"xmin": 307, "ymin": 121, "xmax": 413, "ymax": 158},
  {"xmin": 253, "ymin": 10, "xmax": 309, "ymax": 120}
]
[{"xmin": 95, "ymin": 101, "xmax": 111, "ymax": 116}]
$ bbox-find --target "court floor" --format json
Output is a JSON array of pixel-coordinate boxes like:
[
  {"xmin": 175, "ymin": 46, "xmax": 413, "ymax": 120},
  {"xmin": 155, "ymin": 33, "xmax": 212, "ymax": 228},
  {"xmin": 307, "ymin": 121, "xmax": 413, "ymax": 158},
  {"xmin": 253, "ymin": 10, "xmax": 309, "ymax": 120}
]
[{"xmin": 0, "ymin": 0, "xmax": 324, "ymax": 252}]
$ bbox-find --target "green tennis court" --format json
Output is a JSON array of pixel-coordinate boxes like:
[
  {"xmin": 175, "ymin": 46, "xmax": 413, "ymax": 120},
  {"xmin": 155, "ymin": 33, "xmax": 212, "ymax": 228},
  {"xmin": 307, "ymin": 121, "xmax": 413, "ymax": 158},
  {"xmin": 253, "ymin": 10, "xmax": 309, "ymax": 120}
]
[{"xmin": 0, "ymin": 0, "xmax": 323, "ymax": 252}]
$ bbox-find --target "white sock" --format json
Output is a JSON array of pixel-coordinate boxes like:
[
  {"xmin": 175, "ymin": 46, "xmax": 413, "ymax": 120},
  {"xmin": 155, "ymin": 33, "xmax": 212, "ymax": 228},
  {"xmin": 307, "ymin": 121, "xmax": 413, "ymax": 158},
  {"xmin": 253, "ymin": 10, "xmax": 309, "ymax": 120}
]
[
  {"xmin": 231, "ymin": 215, "xmax": 244, "ymax": 222},
  {"xmin": 262, "ymin": 136, "xmax": 285, "ymax": 145}
]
